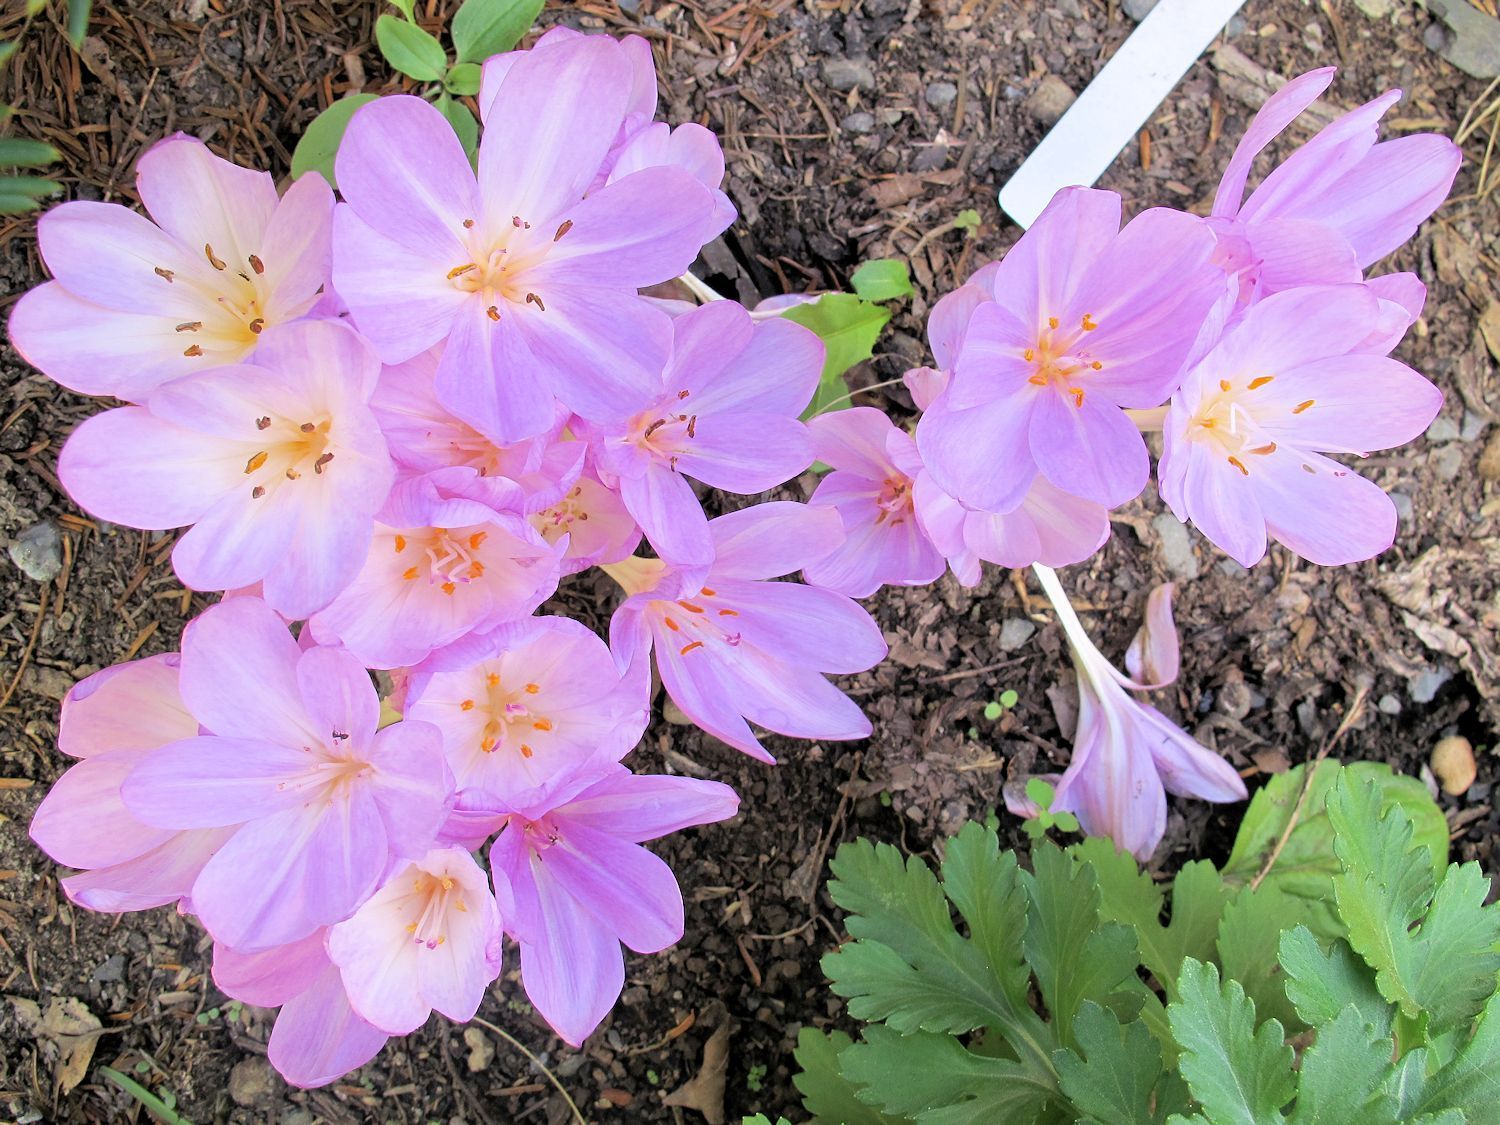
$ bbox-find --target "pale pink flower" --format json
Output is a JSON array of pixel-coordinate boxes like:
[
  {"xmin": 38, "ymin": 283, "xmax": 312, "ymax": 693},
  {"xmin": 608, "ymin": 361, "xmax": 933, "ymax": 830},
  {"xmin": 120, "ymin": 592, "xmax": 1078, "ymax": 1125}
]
[
  {"xmin": 406, "ymin": 615, "xmax": 650, "ymax": 811},
  {"xmin": 307, "ymin": 467, "xmax": 565, "ymax": 669},
  {"xmin": 529, "ymin": 468, "xmax": 642, "ymax": 575},
  {"xmin": 29, "ymin": 654, "xmax": 233, "ymax": 913},
  {"xmin": 11, "ymin": 135, "xmax": 332, "ymax": 402},
  {"xmin": 327, "ymin": 847, "xmax": 503, "ymax": 1034},
  {"xmin": 58, "ymin": 319, "xmax": 394, "ymax": 619},
  {"xmin": 587, "ymin": 301, "xmax": 820, "ymax": 565},
  {"xmin": 604, "ymin": 503, "xmax": 886, "ymax": 762},
  {"xmin": 120, "ymin": 597, "xmax": 452, "ymax": 950},
  {"xmin": 1158, "ymin": 284, "xmax": 1442, "ymax": 567}
]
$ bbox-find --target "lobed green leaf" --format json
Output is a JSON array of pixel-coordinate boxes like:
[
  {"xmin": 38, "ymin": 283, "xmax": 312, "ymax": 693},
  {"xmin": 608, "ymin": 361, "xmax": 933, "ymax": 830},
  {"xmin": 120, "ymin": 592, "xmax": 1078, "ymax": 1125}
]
[{"xmin": 792, "ymin": 1028, "xmax": 906, "ymax": 1125}]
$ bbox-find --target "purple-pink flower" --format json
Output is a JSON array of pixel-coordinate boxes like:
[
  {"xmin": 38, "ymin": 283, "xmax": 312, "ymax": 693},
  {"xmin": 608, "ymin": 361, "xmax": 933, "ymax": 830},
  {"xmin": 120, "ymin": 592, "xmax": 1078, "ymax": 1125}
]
[
  {"xmin": 9, "ymin": 135, "xmax": 333, "ymax": 402},
  {"xmin": 801, "ymin": 407, "xmax": 944, "ymax": 597},
  {"xmin": 29, "ymin": 653, "xmax": 234, "ymax": 914},
  {"xmin": 307, "ymin": 468, "xmax": 564, "ymax": 668},
  {"xmin": 406, "ymin": 615, "xmax": 650, "ymax": 810},
  {"xmin": 327, "ymin": 847, "xmax": 503, "ymax": 1034},
  {"xmin": 587, "ymin": 301, "xmax": 820, "ymax": 565},
  {"xmin": 604, "ymin": 503, "xmax": 887, "ymax": 762},
  {"xmin": 1158, "ymin": 284, "xmax": 1442, "ymax": 567},
  {"xmin": 333, "ymin": 36, "xmax": 723, "ymax": 443},
  {"xmin": 119, "ymin": 597, "xmax": 452, "ymax": 950},
  {"xmin": 530, "ymin": 469, "xmax": 643, "ymax": 575},
  {"xmin": 58, "ymin": 319, "xmax": 393, "ymax": 619},
  {"xmin": 916, "ymin": 188, "xmax": 1222, "ymax": 511},
  {"xmin": 487, "ymin": 763, "xmax": 739, "ymax": 1045},
  {"xmin": 1209, "ymin": 67, "xmax": 1461, "ymax": 302}
]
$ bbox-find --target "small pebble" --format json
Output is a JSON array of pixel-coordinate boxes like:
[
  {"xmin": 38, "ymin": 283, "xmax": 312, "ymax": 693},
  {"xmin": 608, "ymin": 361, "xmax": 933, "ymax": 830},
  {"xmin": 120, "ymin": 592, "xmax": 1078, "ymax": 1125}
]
[
  {"xmin": 821, "ymin": 57, "xmax": 875, "ymax": 92},
  {"xmin": 92, "ymin": 953, "xmax": 126, "ymax": 984},
  {"xmin": 924, "ymin": 80, "xmax": 959, "ymax": 108},
  {"xmin": 1409, "ymin": 666, "xmax": 1452, "ymax": 703},
  {"xmin": 1024, "ymin": 75, "xmax": 1077, "ymax": 126},
  {"xmin": 841, "ymin": 111, "xmax": 876, "ymax": 134},
  {"xmin": 8, "ymin": 520, "xmax": 62, "ymax": 583},
  {"xmin": 1479, "ymin": 429, "xmax": 1500, "ymax": 481},
  {"xmin": 1460, "ymin": 410, "xmax": 1486, "ymax": 442},
  {"xmin": 999, "ymin": 618, "xmax": 1036, "ymax": 652},
  {"xmin": 1431, "ymin": 735, "xmax": 1477, "ymax": 796},
  {"xmin": 1426, "ymin": 415, "xmax": 1461, "ymax": 442},
  {"xmin": 1389, "ymin": 492, "xmax": 1414, "ymax": 522},
  {"xmin": 228, "ymin": 1057, "xmax": 276, "ymax": 1108},
  {"xmin": 1123, "ymin": 0, "xmax": 1159, "ymax": 19},
  {"xmin": 1431, "ymin": 444, "xmax": 1464, "ymax": 481},
  {"xmin": 1152, "ymin": 513, "xmax": 1199, "ymax": 580},
  {"xmin": 1352, "ymin": 0, "xmax": 1396, "ymax": 16},
  {"xmin": 1377, "ymin": 693, "xmax": 1403, "ymax": 715}
]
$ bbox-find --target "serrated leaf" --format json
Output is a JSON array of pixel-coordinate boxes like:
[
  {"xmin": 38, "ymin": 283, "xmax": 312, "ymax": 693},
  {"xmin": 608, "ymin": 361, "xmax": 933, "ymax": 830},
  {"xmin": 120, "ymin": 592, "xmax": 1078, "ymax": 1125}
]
[
  {"xmin": 1217, "ymin": 884, "xmax": 1309, "ymax": 1032},
  {"xmin": 849, "ymin": 259, "xmax": 913, "ymax": 302},
  {"xmin": 1222, "ymin": 761, "xmax": 1448, "ymax": 941},
  {"xmin": 1023, "ymin": 843, "xmax": 1140, "ymax": 1047},
  {"xmin": 841, "ymin": 1026, "xmax": 1054, "ymax": 1125},
  {"xmin": 1168, "ymin": 958, "xmax": 1294, "ymax": 1125},
  {"xmin": 1080, "ymin": 838, "xmax": 1229, "ymax": 998},
  {"xmin": 291, "ymin": 94, "xmax": 380, "ymax": 188},
  {"xmin": 434, "ymin": 92, "xmax": 479, "ymax": 160},
  {"xmin": 0, "ymin": 137, "xmax": 60, "ymax": 167},
  {"xmin": 783, "ymin": 293, "xmax": 890, "ymax": 417},
  {"xmin": 1288, "ymin": 1006, "xmax": 1402, "ymax": 1124},
  {"xmin": 1408, "ymin": 991, "xmax": 1500, "ymax": 1117},
  {"xmin": 451, "ymin": 0, "xmax": 543, "ymax": 63},
  {"xmin": 940, "ymin": 823, "xmax": 1033, "ymax": 1014},
  {"xmin": 792, "ymin": 1028, "xmax": 907, "ymax": 1125},
  {"xmin": 1279, "ymin": 927, "xmax": 1391, "ymax": 1035},
  {"xmin": 1054, "ymin": 1002, "xmax": 1179, "ymax": 1124},
  {"xmin": 376, "ymin": 13, "xmax": 448, "ymax": 82},
  {"xmin": 1330, "ymin": 773, "xmax": 1500, "ymax": 1036}
]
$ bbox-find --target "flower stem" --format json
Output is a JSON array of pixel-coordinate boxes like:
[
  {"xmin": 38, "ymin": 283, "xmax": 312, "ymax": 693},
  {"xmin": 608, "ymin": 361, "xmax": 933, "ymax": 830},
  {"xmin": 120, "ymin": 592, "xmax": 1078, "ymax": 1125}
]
[
  {"xmin": 1124, "ymin": 405, "xmax": 1168, "ymax": 432},
  {"xmin": 1032, "ymin": 564, "xmax": 1113, "ymax": 694},
  {"xmin": 677, "ymin": 271, "xmax": 726, "ymax": 304}
]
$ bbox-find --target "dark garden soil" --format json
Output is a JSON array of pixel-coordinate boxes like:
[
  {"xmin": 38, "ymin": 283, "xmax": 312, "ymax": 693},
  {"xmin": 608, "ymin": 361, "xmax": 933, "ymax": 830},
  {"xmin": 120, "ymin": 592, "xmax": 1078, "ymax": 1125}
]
[{"xmin": 1, "ymin": 0, "xmax": 1498, "ymax": 1121}]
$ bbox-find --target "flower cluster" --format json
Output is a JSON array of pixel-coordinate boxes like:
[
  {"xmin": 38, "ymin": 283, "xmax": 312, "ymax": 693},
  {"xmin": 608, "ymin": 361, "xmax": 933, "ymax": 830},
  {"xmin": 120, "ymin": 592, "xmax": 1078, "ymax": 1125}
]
[{"xmin": 18, "ymin": 24, "xmax": 1458, "ymax": 1088}]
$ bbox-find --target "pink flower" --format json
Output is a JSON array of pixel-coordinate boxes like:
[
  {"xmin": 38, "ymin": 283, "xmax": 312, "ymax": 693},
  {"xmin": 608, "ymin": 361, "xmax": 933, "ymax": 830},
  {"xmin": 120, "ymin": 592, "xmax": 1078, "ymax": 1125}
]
[
  {"xmin": 1158, "ymin": 284, "xmax": 1442, "ymax": 567},
  {"xmin": 487, "ymin": 764, "xmax": 739, "ymax": 1045},
  {"xmin": 406, "ymin": 615, "xmax": 650, "ymax": 811},
  {"xmin": 800, "ymin": 407, "xmax": 944, "ymax": 597},
  {"xmin": 10, "ymin": 135, "xmax": 332, "ymax": 402},
  {"xmin": 57, "ymin": 319, "xmax": 394, "ymax": 619},
  {"xmin": 327, "ymin": 847, "xmax": 503, "ymax": 1034},
  {"xmin": 1209, "ymin": 68, "xmax": 1461, "ymax": 301},
  {"xmin": 604, "ymin": 503, "xmax": 887, "ymax": 762},
  {"xmin": 307, "ymin": 468, "xmax": 565, "ymax": 669},
  {"xmin": 530, "ymin": 468, "xmax": 642, "ymax": 575},
  {"xmin": 119, "ymin": 597, "xmax": 452, "ymax": 950},
  {"xmin": 214, "ymin": 930, "xmax": 388, "ymax": 1089},
  {"xmin": 29, "ymin": 654, "xmax": 234, "ymax": 913},
  {"xmin": 587, "ymin": 302, "xmax": 820, "ymax": 565},
  {"xmin": 333, "ymin": 36, "xmax": 722, "ymax": 443},
  {"xmin": 1007, "ymin": 573, "xmax": 1246, "ymax": 859},
  {"xmin": 370, "ymin": 347, "xmax": 585, "ymax": 513},
  {"xmin": 915, "ymin": 188, "xmax": 1222, "ymax": 511}
]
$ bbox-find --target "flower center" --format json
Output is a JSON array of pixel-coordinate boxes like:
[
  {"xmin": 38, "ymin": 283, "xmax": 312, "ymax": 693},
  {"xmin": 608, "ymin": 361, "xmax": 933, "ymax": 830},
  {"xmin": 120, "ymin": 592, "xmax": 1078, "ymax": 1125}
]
[
  {"xmin": 1187, "ymin": 375, "xmax": 1307, "ymax": 476},
  {"xmin": 402, "ymin": 870, "xmax": 467, "ymax": 949},
  {"xmin": 445, "ymin": 214, "xmax": 575, "ymax": 322},
  {"xmin": 394, "ymin": 526, "xmax": 489, "ymax": 594},
  {"xmin": 1023, "ymin": 314, "xmax": 1104, "ymax": 407},
  {"xmin": 459, "ymin": 669, "xmax": 552, "ymax": 759},
  {"xmin": 874, "ymin": 475, "xmax": 915, "ymax": 526},
  {"xmin": 533, "ymin": 482, "xmax": 591, "ymax": 544},
  {"xmin": 242, "ymin": 416, "xmax": 334, "ymax": 501},
  {"xmin": 159, "ymin": 243, "xmax": 275, "ymax": 359},
  {"xmin": 653, "ymin": 586, "xmax": 743, "ymax": 659},
  {"xmin": 626, "ymin": 390, "xmax": 697, "ymax": 468}
]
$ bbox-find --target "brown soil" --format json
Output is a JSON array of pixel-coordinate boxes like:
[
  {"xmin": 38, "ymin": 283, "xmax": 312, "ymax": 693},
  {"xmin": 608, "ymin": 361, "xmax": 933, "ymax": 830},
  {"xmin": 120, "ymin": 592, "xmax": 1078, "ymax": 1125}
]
[{"xmin": 2, "ymin": 1, "xmax": 1498, "ymax": 1122}]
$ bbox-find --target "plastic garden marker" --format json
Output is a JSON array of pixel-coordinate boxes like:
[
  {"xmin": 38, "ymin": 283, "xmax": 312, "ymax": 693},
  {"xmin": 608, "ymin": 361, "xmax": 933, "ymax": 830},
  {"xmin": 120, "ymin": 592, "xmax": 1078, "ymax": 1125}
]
[{"xmin": 998, "ymin": 0, "xmax": 1247, "ymax": 228}]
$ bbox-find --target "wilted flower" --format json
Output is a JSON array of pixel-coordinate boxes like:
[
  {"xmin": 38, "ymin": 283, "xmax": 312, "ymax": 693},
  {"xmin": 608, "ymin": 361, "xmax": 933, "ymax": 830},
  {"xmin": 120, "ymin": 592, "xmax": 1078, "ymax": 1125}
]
[{"xmin": 11, "ymin": 135, "xmax": 333, "ymax": 402}]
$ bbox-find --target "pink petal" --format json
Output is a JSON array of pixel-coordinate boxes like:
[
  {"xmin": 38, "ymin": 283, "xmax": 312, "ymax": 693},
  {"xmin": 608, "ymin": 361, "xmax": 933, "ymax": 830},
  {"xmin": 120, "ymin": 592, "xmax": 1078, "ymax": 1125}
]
[
  {"xmin": 1178, "ymin": 443, "xmax": 1268, "ymax": 568},
  {"xmin": 257, "ymin": 172, "xmax": 335, "ymax": 322},
  {"xmin": 36, "ymin": 201, "xmax": 212, "ymax": 316},
  {"xmin": 363, "ymin": 719, "xmax": 454, "ymax": 861},
  {"xmin": 808, "ymin": 407, "xmax": 899, "ymax": 479},
  {"xmin": 135, "ymin": 135, "xmax": 278, "ymax": 268},
  {"xmin": 1139, "ymin": 705, "xmax": 1247, "ymax": 802},
  {"xmin": 803, "ymin": 490, "xmax": 946, "ymax": 598},
  {"xmin": 1253, "ymin": 449, "xmax": 1398, "ymax": 566},
  {"xmin": 944, "ymin": 300, "xmax": 1037, "ymax": 413},
  {"xmin": 31, "ymin": 748, "xmax": 175, "ymax": 869},
  {"xmin": 669, "ymin": 309, "xmax": 822, "ymax": 418},
  {"xmin": 1124, "ymin": 583, "xmax": 1180, "ymax": 688},
  {"xmin": 436, "ymin": 307, "xmax": 560, "ymax": 445},
  {"xmin": 654, "ymin": 626, "xmax": 770, "ymax": 761},
  {"xmin": 560, "ymin": 772, "xmax": 740, "ymax": 843},
  {"xmin": 915, "ymin": 393, "xmax": 1038, "ymax": 513},
  {"xmin": 178, "ymin": 596, "xmax": 316, "ymax": 746},
  {"xmin": 1244, "ymin": 218, "xmax": 1362, "ymax": 295},
  {"xmin": 121, "ymin": 736, "xmax": 312, "ymax": 828},
  {"xmin": 1254, "ymin": 354, "xmax": 1442, "ymax": 453},
  {"xmin": 543, "ymin": 822, "xmax": 685, "ymax": 953},
  {"xmin": 296, "ymin": 646, "xmax": 380, "ymax": 750},
  {"xmin": 268, "ymin": 964, "xmax": 389, "ymax": 1088},
  {"xmin": 213, "ymin": 929, "xmax": 331, "ymax": 1007},
  {"xmin": 621, "ymin": 467, "xmax": 714, "ymax": 567},
  {"xmin": 670, "ymin": 414, "xmax": 814, "ymax": 493},
  {"xmin": 58, "ymin": 654, "xmax": 194, "ymax": 759},
  {"xmin": 713, "ymin": 577, "xmax": 888, "ymax": 674},
  {"xmin": 1052, "ymin": 685, "xmax": 1167, "ymax": 860},
  {"xmin": 1005, "ymin": 187, "xmax": 1122, "ymax": 319},
  {"xmin": 1212, "ymin": 67, "xmax": 1337, "ymax": 218},
  {"xmin": 61, "ymin": 827, "xmax": 232, "ymax": 913},
  {"xmin": 707, "ymin": 501, "xmax": 845, "ymax": 580},
  {"xmin": 927, "ymin": 284, "xmax": 988, "ymax": 373},
  {"xmin": 1028, "ymin": 386, "xmax": 1149, "ymax": 507}
]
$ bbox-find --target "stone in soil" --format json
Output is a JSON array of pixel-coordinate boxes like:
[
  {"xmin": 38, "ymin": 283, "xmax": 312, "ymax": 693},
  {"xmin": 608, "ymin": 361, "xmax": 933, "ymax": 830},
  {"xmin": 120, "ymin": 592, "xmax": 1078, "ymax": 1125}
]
[
  {"xmin": 821, "ymin": 56, "xmax": 875, "ymax": 91},
  {"xmin": 1024, "ymin": 74, "xmax": 1076, "ymax": 126},
  {"xmin": 924, "ymin": 80, "xmax": 958, "ymax": 108},
  {"xmin": 1152, "ymin": 513, "xmax": 1200, "ymax": 580},
  {"xmin": 8, "ymin": 519, "xmax": 62, "ymax": 582},
  {"xmin": 841, "ymin": 111, "xmax": 876, "ymax": 134},
  {"xmin": 999, "ymin": 618, "xmax": 1037, "ymax": 652}
]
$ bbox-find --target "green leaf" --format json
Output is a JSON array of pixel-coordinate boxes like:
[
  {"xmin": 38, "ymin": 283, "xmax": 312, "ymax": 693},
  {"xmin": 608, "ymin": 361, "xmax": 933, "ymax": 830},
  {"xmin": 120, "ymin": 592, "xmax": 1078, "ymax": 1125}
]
[
  {"xmin": 1409, "ymin": 991, "xmax": 1500, "ymax": 1117},
  {"xmin": 434, "ymin": 93, "xmax": 479, "ymax": 160},
  {"xmin": 1288, "ymin": 1006, "xmax": 1403, "ymax": 1125},
  {"xmin": 387, "ymin": 0, "xmax": 416, "ymax": 17},
  {"xmin": 1222, "ymin": 761, "xmax": 1448, "ymax": 941},
  {"xmin": 952, "ymin": 208, "xmax": 981, "ymax": 231},
  {"xmin": 66, "ymin": 0, "xmax": 92, "ymax": 48},
  {"xmin": 445, "ymin": 61, "xmax": 482, "ymax": 96},
  {"xmin": 1080, "ymin": 838, "xmax": 1229, "ymax": 998},
  {"xmin": 1054, "ymin": 1002, "xmax": 1184, "ymax": 1124},
  {"xmin": 841, "ymin": 1026, "xmax": 1054, "ymax": 1125},
  {"xmin": 783, "ymin": 293, "xmax": 890, "ymax": 416},
  {"xmin": 375, "ymin": 13, "xmax": 448, "ymax": 82},
  {"xmin": 1022, "ymin": 842, "xmax": 1140, "ymax": 1048},
  {"xmin": 1330, "ymin": 773, "xmax": 1500, "ymax": 1037},
  {"xmin": 792, "ymin": 1028, "xmax": 907, "ymax": 1125},
  {"xmin": 290, "ymin": 94, "xmax": 380, "ymax": 189},
  {"xmin": 849, "ymin": 259, "xmax": 913, "ymax": 302},
  {"xmin": 0, "ymin": 41, "xmax": 19, "ymax": 66},
  {"xmin": 0, "ymin": 137, "xmax": 59, "ymax": 168},
  {"xmin": 742, "ymin": 1117, "xmax": 794, "ymax": 1125},
  {"xmin": 451, "ymin": 0, "xmax": 543, "ymax": 63},
  {"xmin": 1168, "ymin": 958, "xmax": 1295, "ymax": 1125},
  {"xmin": 1278, "ymin": 927, "xmax": 1391, "ymax": 1035},
  {"xmin": 0, "ymin": 173, "xmax": 61, "ymax": 212},
  {"xmin": 1217, "ymin": 884, "xmax": 1309, "ymax": 1032}
]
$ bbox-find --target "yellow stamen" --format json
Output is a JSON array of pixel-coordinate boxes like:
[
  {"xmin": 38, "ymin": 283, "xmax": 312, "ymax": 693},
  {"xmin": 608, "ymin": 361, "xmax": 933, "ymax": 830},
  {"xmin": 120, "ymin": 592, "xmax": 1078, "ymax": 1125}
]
[
  {"xmin": 460, "ymin": 699, "xmax": 475, "ymax": 711},
  {"xmin": 1293, "ymin": 399, "xmax": 1315, "ymax": 414},
  {"xmin": 533, "ymin": 718, "xmax": 553, "ymax": 731},
  {"xmin": 441, "ymin": 581, "xmax": 456, "ymax": 595},
  {"xmin": 1248, "ymin": 376, "xmax": 1274, "ymax": 389},
  {"xmin": 394, "ymin": 535, "xmax": 407, "ymax": 552},
  {"xmin": 1227, "ymin": 455, "xmax": 1249, "ymax": 476},
  {"xmin": 403, "ymin": 566, "xmax": 419, "ymax": 580},
  {"xmin": 1080, "ymin": 313, "xmax": 1097, "ymax": 331},
  {"xmin": 244, "ymin": 451, "xmax": 268, "ymax": 474}
]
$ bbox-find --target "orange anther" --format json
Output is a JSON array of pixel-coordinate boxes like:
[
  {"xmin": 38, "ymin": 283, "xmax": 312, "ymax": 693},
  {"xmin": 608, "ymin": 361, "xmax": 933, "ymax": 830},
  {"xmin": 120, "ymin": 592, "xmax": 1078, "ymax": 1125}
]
[
  {"xmin": 1080, "ymin": 313, "xmax": 1098, "ymax": 331},
  {"xmin": 1070, "ymin": 387, "xmax": 1085, "ymax": 408},
  {"xmin": 677, "ymin": 601, "xmax": 706, "ymax": 614},
  {"xmin": 664, "ymin": 617, "xmax": 681, "ymax": 631},
  {"xmin": 1248, "ymin": 376, "xmax": 1275, "ymax": 389},
  {"xmin": 1219, "ymin": 379, "xmax": 1232, "ymax": 392},
  {"xmin": 403, "ymin": 566, "xmax": 419, "ymax": 580},
  {"xmin": 469, "ymin": 531, "xmax": 488, "ymax": 549},
  {"xmin": 532, "ymin": 719, "xmax": 553, "ymax": 731},
  {"xmin": 245, "ymin": 451, "xmax": 268, "ymax": 474},
  {"xmin": 1047, "ymin": 316, "xmax": 1059, "ymax": 329},
  {"xmin": 680, "ymin": 641, "xmax": 704, "ymax": 655},
  {"xmin": 1028, "ymin": 374, "xmax": 1049, "ymax": 386},
  {"xmin": 460, "ymin": 699, "xmax": 475, "ymax": 711},
  {"xmin": 520, "ymin": 744, "xmax": 534, "ymax": 758},
  {"xmin": 447, "ymin": 264, "xmax": 477, "ymax": 279},
  {"xmin": 441, "ymin": 581, "xmax": 456, "ymax": 595},
  {"xmin": 1248, "ymin": 442, "xmax": 1277, "ymax": 456},
  {"xmin": 700, "ymin": 587, "xmax": 716, "ymax": 597},
  {"xmin": 1293, "ymin": 399, "xmax": 1315, "ymax": 414},
  {"xmin": 395, "ymin": 535, "xmax": 407, "ymax": 552},
  {"xmin": 1024, "ymin": 348, "xmax": 1035, "ymax": 362},
  {"xmin": 487, "ymin": 673, "xmax": 500, "ymax": 687},
  {"xmin": 1227, "ymin": 455, "xmax": 1249, "ymax": 476},
  {"xmin": 525, "ymin": 683, "xmax": 540, "ymax": 694},
  {"xmin": 718, "ymin": 609, "xmax": 739, "ymax": 617}
]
